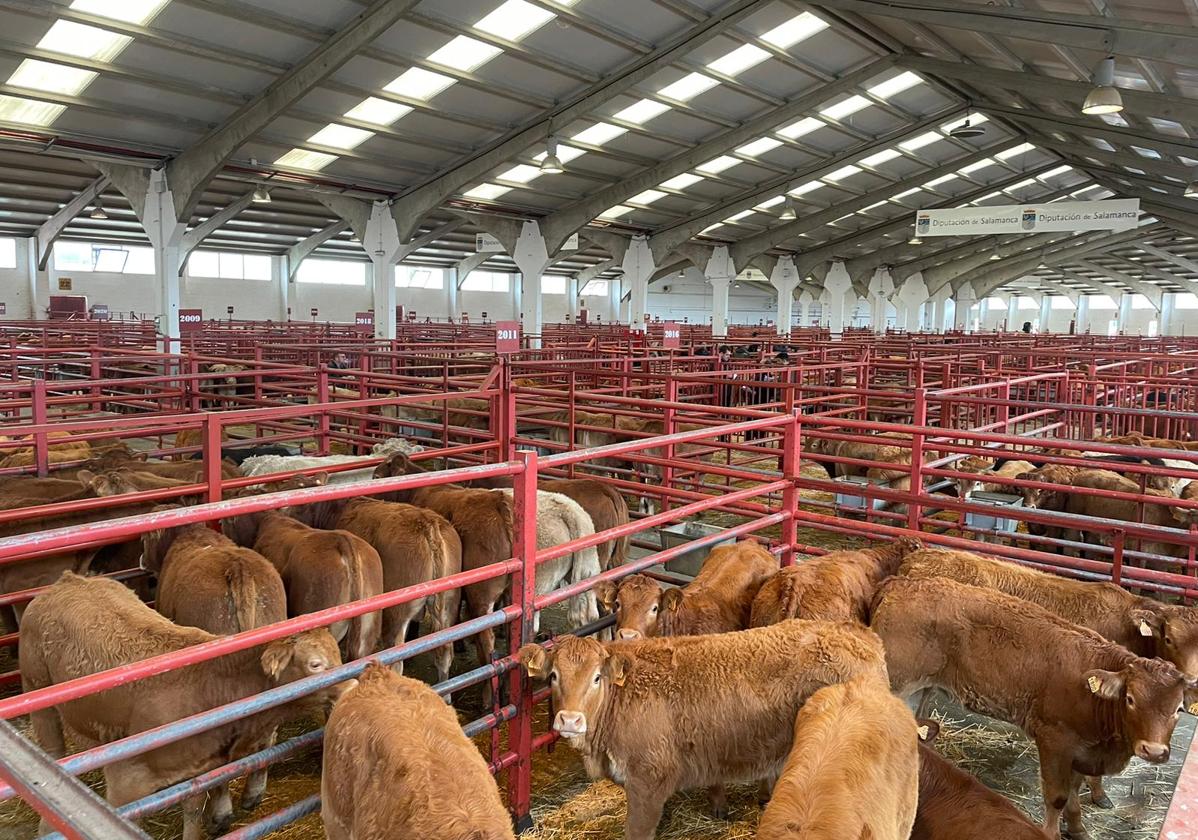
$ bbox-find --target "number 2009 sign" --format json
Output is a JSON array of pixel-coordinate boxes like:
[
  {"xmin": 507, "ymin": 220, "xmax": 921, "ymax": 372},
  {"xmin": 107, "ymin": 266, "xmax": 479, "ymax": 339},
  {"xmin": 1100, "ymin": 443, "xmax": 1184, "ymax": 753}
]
[{"xmin": 495, "ymin": 321, "xmax": 520, "ymax": 353}]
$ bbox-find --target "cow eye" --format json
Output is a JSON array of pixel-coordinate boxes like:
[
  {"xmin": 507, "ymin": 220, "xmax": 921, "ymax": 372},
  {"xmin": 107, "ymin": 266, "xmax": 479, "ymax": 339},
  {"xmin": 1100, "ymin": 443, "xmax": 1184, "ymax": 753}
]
[
  {"xmin": 614, "ymin": 601, "xmax": 622, "ymax": 611},
  {"xmin": 1165, "ymin": 637, "xmax": 1174, "ymax": 646},
  {"xmin": 307, "ymin": 660, "xmax": 326, "ymax": 672},
  {"xmin": 592, "ymin": 672, "xmax": 601, "ymax": 686},
  {"xmin": 1178, "ymin": 705, "xmax": 1185, "ymax": 716},
  {"xmin": 1127, "ymin": 695, "xmax": 1136, "ymax": 708},
  {"xmin": 550, "ymin": 671, "xmax": 558, "ymax": 683},
  {"xmin": 650, "ymin": 605, "xmax": 659, "ymax": 614}
]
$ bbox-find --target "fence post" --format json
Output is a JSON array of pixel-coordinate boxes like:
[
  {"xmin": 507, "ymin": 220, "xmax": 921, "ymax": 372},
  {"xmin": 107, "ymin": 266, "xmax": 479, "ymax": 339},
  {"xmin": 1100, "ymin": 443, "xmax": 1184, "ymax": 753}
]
[
  {"xmin": 498, "ymin": 357, "xmax": 516, "ymax": 461},
  {"xmin": 89, "ymin": 349, "xmax": 102, "ymax": 414},
  {"xmin": 906, "ymin": 387, "xmax": 927, "ymax": 533},
  {"xmin": 661, "ymin": 378, "xmax": 677, "ymax": 514},
  {"xmin": 1111, "ymin": 530, "xmax": 1125, "ymax": 588},
  {"xmin": 780, "ymin": 409, "xmax": 802, "ymax": 567},
  {"xmin": 187, "ymin": 357, "xmax": 201, "ymax": 414},
  {"xmin": 316, "ymin": 364, "xmax": 331, "ymax": 456},
  {"xmin": 32, "ymin": 379, "xmax": 48, "ymax": 478},
  {"xmin": 507, "ymin": 449, "xmax": 538, "ymax": 832},
  {"xmin": 203, "ymin": 415, "xmax": 223, "ymax": 505}
]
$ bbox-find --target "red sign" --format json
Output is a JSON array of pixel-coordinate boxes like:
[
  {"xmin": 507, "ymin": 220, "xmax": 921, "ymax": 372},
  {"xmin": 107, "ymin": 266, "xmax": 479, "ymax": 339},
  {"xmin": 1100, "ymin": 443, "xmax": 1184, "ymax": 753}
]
[
  {"xmin": 310, "ymin": 307, "xmax": 318, "ymax": 318},
  {"xmin": 495, "ymin": 320, "xmax": 520, "ymax": 354},
  {"xmin": 662, "ymin": 322, "xmax": 681, "ymax": 349},
  {"xmin": 179, "ymin": 309, "xmax": 203, "ymax": 332},
  {"xmin": 407, "ymin": 311, "xmax": 417, "ymax": 321},
  {"xmin": 91, "ymin": 304, "xmax": 109, "ymax": 320},
  {"xmin": 354, "ymin": 311, "xmax": 374, "ymax": 330}
]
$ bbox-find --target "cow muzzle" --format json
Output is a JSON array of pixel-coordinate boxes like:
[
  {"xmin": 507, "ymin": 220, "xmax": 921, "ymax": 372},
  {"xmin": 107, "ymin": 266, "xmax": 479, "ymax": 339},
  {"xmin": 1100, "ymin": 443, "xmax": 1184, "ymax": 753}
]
[
  {"xmin": 553, "ymin": 710, "xmax": 587, "ymax": 738},
  {"xmin": 617, "ymin": 629, "xmax": 642, "ymax": 641},
  {"xmin": 1134, "ymin": 741, "xmax": 1170, "ymax": 763}
]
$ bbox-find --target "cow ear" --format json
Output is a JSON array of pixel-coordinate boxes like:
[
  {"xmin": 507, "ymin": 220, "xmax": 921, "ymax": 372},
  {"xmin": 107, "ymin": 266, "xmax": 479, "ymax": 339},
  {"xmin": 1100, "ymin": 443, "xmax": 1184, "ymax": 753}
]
[
  {"xmin": 261, "ymin": 638, "xmax": 296, "ymax": 681},
  {"xmin": 916, "ymin": 719, "xmax": 940, "ymax": 743},
  {"xmin": 1130, "ymin": 608, "xmax": 1163, "ymax": 638},
  {"xmin": 518, "ymin": 644, "xmax": 552, "ymax": 681},
  {"xmin": 603, "ymin": 651, "xmax": 632, "ymax": 687},
  {"xmin": 1085, "ymin": 669, "xmax": 1125, "ymax": 700},
  {"xmin": 76, "ymin": 469, "xmax": 97, "ymax": 488},
  {"xmin": 593, "ymin": 580, "xmax": 618, "ymax": 614},
  {"xmin": 660, "ymin": 588, "xmax": 685, "ymax": 613}
]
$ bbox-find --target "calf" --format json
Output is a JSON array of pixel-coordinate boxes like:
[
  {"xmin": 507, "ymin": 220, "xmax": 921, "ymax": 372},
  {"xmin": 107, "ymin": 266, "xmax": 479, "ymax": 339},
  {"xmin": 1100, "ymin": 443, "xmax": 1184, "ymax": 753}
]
[
  {"xmin": 912, "ymin": 720, "xmax": 1051, "ymax": 840},
  {"xmin": 758, "ymin": 674, "xmax": 920, "ymax": 840},
  {"xmin": 519, "ymin": 620, "xmax": 888, "ymax": 840},
  {"xmin": 594, "ymin": 539, "xmax": 777, "ymax": 640},
  {"xmin": 751, "ymin": 536, "xmax": 922, "ymax": 626},
  {"xmin": 1065, "ymin": 469, "xmax": 1180, "ymax": 561},
  {"xmin": 951, "ymin": 456, "xmax": 1036, "ymax": 500},
  {"xmin": 224, "ymin": 509, "xmax": 384, "ymax": 661},
  {"xmin": 321, "ymin": 663, "xmax": 514, "ymax": 840},
  {"xmin": 871, "ymin": 576, "xmax": 1189, "ymax": 839},
  {"xmin": 1174, "ymin": 480, "xmax": 1198, "ymax": 527},
  {"xmin": 20, "ymin": 573, "xmax": 345, "ymax": 840},
  {"xmin": 173, "ymin": 425, "xmax": 230, "ymax": 458}
]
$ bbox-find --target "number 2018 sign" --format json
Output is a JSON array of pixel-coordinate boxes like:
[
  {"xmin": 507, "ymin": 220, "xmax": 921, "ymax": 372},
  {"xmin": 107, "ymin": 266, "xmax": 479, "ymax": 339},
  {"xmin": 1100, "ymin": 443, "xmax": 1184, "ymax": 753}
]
[
  {"xmin": 495, "ymin": 321, "xmax": 520, "ymax": 353},
  {"xmin": 662, "ymin": 322, "xmax": 680, "ymax": 349}
]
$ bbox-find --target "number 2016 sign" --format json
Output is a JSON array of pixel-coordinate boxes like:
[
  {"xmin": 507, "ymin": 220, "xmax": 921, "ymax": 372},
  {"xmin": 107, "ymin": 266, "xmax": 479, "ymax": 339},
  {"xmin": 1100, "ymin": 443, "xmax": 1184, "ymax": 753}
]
[
  {"xmin": 662, "ymin": 322, "xmax": 681, "ymax": 349},
  {"xmin": 495, "ymin": 321, "xmax": 520, "ymax": 353}
]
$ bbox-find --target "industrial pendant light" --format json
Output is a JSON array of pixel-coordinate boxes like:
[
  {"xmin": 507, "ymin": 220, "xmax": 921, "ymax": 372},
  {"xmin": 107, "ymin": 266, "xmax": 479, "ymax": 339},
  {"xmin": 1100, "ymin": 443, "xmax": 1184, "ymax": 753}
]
[
  {"xmin": 1185, "ymin": 173, "xmax": 1198, "ymax": 199},
  {"xmin": 908, "ymin": 233, "xmax": 922, "ymax": 245},
  {"xmin": 989, "ymin": 248, "xmax": 1002, "ymax": 261},
  {"xmin": 950, "ymin": 115, "xmax": 985, "ymax": 139},
  {"xmin": 1082, "ymin": 57, "xmax": 1123, "ymax": 116},
  {"xmin": 89, "ymin": 199, "xmax": 108, "ymax": 220},
  {"xmin": 780, "ymin": 197, "xmax": 797, "ymax": 221},
  {"xmin": 252, "ymin": 186, "xmax": 271, "ymax": 204},
  {"xmin": 540, "ymin": 136, "xmax": 564, "ymax": 174}
]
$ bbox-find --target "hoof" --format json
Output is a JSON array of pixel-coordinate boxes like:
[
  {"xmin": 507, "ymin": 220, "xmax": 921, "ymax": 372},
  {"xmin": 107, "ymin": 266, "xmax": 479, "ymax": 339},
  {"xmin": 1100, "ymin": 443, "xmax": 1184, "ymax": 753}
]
[
  {"xmin": 1090, "ymin": 794, "xmax": 1114, "ymax": 809},
  {"xmin": 758, "ymin": 797, "xmax": 770, "ymax": 809},
  {"xmin": 710, "ymin": 806, "xmax": 729, "ymax": 821},
  {"xmin": 1063, "ymin": 829, "xmax": 1090, "ymax": 840},
  {"xmin": 241, "ymin": 792, "xmax": 264, "ymax": 812},
  {"xmin": 205, "ymin": 812, "xmax": 234, "ymax": 835}
]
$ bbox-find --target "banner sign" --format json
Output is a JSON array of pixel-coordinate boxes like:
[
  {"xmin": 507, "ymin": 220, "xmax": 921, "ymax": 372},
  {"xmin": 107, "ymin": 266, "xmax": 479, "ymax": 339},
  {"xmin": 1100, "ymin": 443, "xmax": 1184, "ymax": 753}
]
[
  {"xmin": 495, "ymin": 320, "xmax": 520, "ymax": 353},
  {"xmin": 476, "ymin": 232, "xmax": 503, "ymax": 253},
  {"xmin": 179, "ymin": 309, "xmax": 203, "ymax": 332},
  {"xmin": 91, "ymin": 304, "xmax": 109, "ymax": 320},
  {"xmin": 662, "ymin": 322, "xmax": 680, "ymax": 349},
  {"xmin": 354, "ymin": 311, "xmax": 373, "ymax": 330},
  {"xmin": 915, "ymin": 199, "xmax": 1139, "ymax": 237}
]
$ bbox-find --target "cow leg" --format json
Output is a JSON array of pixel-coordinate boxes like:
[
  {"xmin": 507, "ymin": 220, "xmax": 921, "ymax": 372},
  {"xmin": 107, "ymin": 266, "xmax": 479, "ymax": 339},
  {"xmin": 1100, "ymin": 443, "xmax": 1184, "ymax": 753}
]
[
  {"xmin": 464, "ymin": 586, "xmax": 498, "ymax": 707},
  {"xmin": 707, "ymin": 784, "xmax": 728, "ymax": 820},
  {"xmin": 424, "ymin": 587, "xmax": 461, "ymax": 691},
  {"xmin": 1036, "ymin": 739, "xmax": 1074, "ymax": 840},
  {"xmin": 30, "ymin": 709, "xmax": 66, "ymax": 758},
  {"xmin": 389, "ymin": 616, "xmax": 411, "ymax": 676},
  {"xmin": 624, "ymin": 778, "xmax": 670, "ymax": 840},
  {"xmin": 205, "ymin": 784, "xmax": 235, "ymax": 835},
  {"xmin": 1086, "ymin": 775, "xmax": 1113, "ymax": 808},
  {"xmin": 1064, "ymin": 772, "xmax": 1088, "ymax": 839},
  {"xmin": 241, "ymin": 764, "xmax": 271, "ymax": 813}
]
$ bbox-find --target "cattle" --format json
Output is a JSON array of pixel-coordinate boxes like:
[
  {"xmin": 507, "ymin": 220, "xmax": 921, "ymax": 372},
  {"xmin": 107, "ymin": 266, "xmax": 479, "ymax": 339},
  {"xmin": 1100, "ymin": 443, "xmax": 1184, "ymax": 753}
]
[
  {"xmin": 62, "ymin": 451, "xmax": 241, "ymax": 482},
  {"xmin": 594, "ymin": 539, "xmax": 777, "ymax": 640},
  {"xmin": 0, "ymin": 431, "xmax": 92, "ymax": 468},
  {"xmin": 383, "ymin": 396, "xmax": 493, "ymax": 432},
  {"xmin": 758, "ymin": 675, "xmax": 920, "ymax": 840},
  {"xmin": 20, "ymin": 573, "xmax": 346, "ymax": 840},
  {"xmin": 0, "ymin": 475, "xmax": 94, "ymax": 506},
  {"xmin": 751, "ymin": 536, "xmax": 922, "ymax": 627},
  {"xmin": 1062, "ymin": 469, "xmax": 1179, "ymax": 561},
  {"xmin": 519, "ymin": 620, "xmax": 888, "ymax": 840},
  {"xmin": 871, "ymin": 576, "xmax": 1189, "ymax": 839},
  {"xmin": 912, "ymin": 720, "xmax": 1051, "ymax": 840},
  {"xmin": 224, "ymin": 509, "xmax": 384, "ymax": 662},
  {"xmin": 173, "ymin": 425, "xmax": 231, "ymax": 458},
  {"xmin": 239, "ymin": 437, "xmax": 421, "ymax": 485},
  {"xmin": 1101, "ymin": 433, "xmax": 1198, "ymax": 452},
  {"xmin": 321, "ymin": 663, "xmax": 515, "ymax": 840},
  {"xmin": 1172, "ymin": 479, "xmax": 1198, "ymax": 527},
  {"xmin": 810, "ymin": 432, "xmax": 913, "ymax": 510},
  {"xmin": 951, "ymin": 456, "xmax": 1036, "ymax": 500},
  {"xmin": 286, "ymin": 497, "xmax": 461, "ymax": 684},
  {"xmin": 187, "ymin": 444, "xmax": 298, "ymax": 465}
]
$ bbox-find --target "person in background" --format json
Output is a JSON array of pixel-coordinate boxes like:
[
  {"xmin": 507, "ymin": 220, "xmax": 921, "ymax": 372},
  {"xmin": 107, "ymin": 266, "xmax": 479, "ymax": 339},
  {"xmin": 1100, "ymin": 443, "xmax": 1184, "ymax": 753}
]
[
  {"xmin": 1021, "ymin": 321, "xmax": 1033, "ymax": 334},
  {"xmin": 329, "ymin": 351, "xmax": 354, "ymax": 370}
]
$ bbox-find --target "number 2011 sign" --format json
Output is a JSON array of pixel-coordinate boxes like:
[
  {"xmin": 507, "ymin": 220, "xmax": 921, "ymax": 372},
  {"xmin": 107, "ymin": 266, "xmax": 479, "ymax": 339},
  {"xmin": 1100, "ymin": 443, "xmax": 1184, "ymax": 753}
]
[
  {"xmin": 495, "ymin": 321, "xmax": 520, "ymax": 353},
  {"xmin": 662, "ymin": 322, "xmax": 681, "ymax": 349}
]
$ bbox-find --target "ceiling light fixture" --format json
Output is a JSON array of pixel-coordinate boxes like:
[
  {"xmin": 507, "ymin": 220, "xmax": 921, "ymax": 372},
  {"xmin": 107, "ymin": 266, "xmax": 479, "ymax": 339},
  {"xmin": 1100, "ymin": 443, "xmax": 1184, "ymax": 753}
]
[
  {"xmin": 780, "ymin": 197, "xmax": 797, "ymax": 221},
  {"xmin": 1185, "ymin": 174, "xmax": 1198, "ymax": 199},
  {"xmin": 540, "ymin": 136, "xmax": 564, "ymax": 174},
  {"xmin": 989, "ymin": 249, "xmax": 1002, "ymax": 261},
  {"xmin": 252, "ymin": 186, "xmax": 271, "ymax": 204},
  {"xmin": 908, "ymin": 234, "xmax": 922, "ymax": 245},
  {"xmin": 89, "ymin": 199, "xmax": 108, "ymax": 220},
  {"xmin": 1082, "ymin": 57, "xmax": 1123, "ymax": 116},
  {"xmin": 949, "ymin": 115, "xmax": 985, "ymax": 139}
]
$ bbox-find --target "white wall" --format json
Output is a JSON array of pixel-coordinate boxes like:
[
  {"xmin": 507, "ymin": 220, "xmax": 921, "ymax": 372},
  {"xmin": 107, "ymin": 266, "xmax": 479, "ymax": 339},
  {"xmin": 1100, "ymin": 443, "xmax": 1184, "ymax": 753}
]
[{"xmin": 645, "ymin": 270, "xmax": 777, "ymax": 326}]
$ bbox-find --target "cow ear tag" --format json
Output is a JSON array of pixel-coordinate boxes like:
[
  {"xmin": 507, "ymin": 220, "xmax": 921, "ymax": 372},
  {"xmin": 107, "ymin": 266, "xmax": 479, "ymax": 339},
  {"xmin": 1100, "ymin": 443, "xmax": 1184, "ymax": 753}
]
[
  {"xmin": 1140, "ymin": 620, "xmax": 1154, "ymax": 637},
  {"xmin": 1087, "ymin": 675, "xmax": 1102, "ymax": 694},
  {"xmin": 916, "ymin": 725, "xmax": 930, "ymax": 741},
  {"xmin": 1188, "ymin": 702, "xmax": 1198, "ymax": 716}
]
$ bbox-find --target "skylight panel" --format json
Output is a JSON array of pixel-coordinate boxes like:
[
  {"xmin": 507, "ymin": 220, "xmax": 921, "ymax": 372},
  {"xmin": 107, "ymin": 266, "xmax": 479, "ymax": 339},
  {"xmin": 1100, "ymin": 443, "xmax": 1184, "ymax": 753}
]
[
  {"xmin": 464, "ymin": 183, "xmax": 512, "ymax": 200},
  {"xmin": 385, "ymin": 68, "xmax": 455, "ymax": 100},
  {"xmin": 572, "ymin": 122, "xmax": 626, "ymax": 146},
  {"xmin": 1088, "ymin": 137, "xmax": 1117, "ymax": 152},
  {"xmin": 1131, "ymin": 146, "xmax": 1162, "ymax": 160},
  {"xmin": 7, "ymin": 60, "xmax": 96, "ymax": 96},
  {"xmin": 778, "ymin": 117, "xmax": 822, "ymax": 138},
  {"xmin": 959, "ymin": 158, "xmax": 996, "ymax": 174},
  {"xmin": 474, "ymin": 0, "xmax": 555, "ymax": 41},
  {"xmin": 1040, "ymin": 165, "xmax": 1074, "ymax": 178},
  {"xmin": 861, "ymin": 149, "xmax": 901, "ymax": 167},
  {"xmin": 761, "ymin": 12, "xmax": 828, "ymax": 48},
  {"xmin": 789, "ymin": 181, "xmax": 824, "ymax": 196},
  {"xmin": 0, "ymin": 95, "xmax": 65, "ymax": 127},
  {"xmin": 755, "ymin": 195, "xmax": 786, "ymax": 209},
  {"xmin": 996, "ymin": 142, "xmax": 1035, "ymax": 159},
  {"xmin": 630, "ymin": 189, "xmax": 666, "ymax": 205},
  {"xmin": 598, "ymin": 205, "xmax": 632, "ymax": 220},
  {"xmin": 38, "ymin": 20, "xmax": 131, "ymax": 62},
  {"xmin": 1005, "ymin": 178, "xmax": 1037, "ymax": 191},
  {"xmin": 614, "ymin": 98, "xmax": 670, "ymax": 124},
  {"xmin": 861, "ymin": 200, "xmax": 889, "ymax": 211},
  {"xmin": 658, "ymin": 72, "xmax": 719, "ymax": 102},
  {"xmin": 345, "ymin": 97, "xmax": 412, "ymax": 126},
  {"xmin": 428, "ymin": 36, "xmax": 503, "ymax": 72},
  {"xmin": 661, "ymin": 173, "xmax": 703, "ymax": 190},
  {"xmin": 496, "ymin": 164, "xmax": 542, "ymax": 184},
  {"xmin": 697, "ymin": 155, "xmax": 740, "ymax": 174},
  {"xmin": 825, "ymin": 164, "xmax": 862, "ymax": 182},
  {"xmin": 737, "ymin": 137, "xmax": 782, "ymax": 157},
  {"xmin": 923, "ymin": 174, "xmax": 957, "ymax": 188},
  {"xmin": 867, "ymin": 71, "xmax": 922, "ymax": 100},
  {"xmin": 899, "ymin": 131, "xmax": 941, "ymax": 151},
  {"xmin": 70, "ymin": 0, "xmax": 170, "ymax": 25},
  {"xmin": 308, "ymin": 124, "xmax": 374, "ymax": 151},
  {"xmin": 820, "ymin": 95, "xmax": 869, "ymax": 120},
  {"xmin": 275, "ymin": 149, "xmax": 338, "ymax": 171},
  {"xmin": 708, "ymin": 44, "xmax": 770, "ymax": 77},
  {"xmin": 891, "ymin": 187, "xmax": 922, "ymax": 200},
  {"xmin": 724, "ymin": 210, "xmax": 753, "ymax": 222}
]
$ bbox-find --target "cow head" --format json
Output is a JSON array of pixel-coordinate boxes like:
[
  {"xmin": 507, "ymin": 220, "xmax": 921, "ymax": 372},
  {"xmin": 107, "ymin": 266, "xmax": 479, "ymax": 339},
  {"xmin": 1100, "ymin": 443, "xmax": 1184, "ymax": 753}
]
[
  {"xmin": 372, "ymin": 452, "xmax": 425, "ymax": 480},
  {"xmin": 1016, "ymin": 466, "xmax": 1072, "ymax": 510},
  {"xmin": 1084, "ymin": 660, "xmax": 1187, "ymax": 763},
  {"xmin": 1172, "ymin": 485, "xmax": 1198, "ymax": 527},
  {"xmin": 953, "ymin": 456, "xmax": 996, "ymax": 500},
  {"xmin": 594, "ymin": 575, "xmax": 678, "ymax": 640},
  {"xmin": 1133, "ymin": 607, "xmax": 1198, "ymax": 696},
  {"xmin": 260, "ymin": 628, "xmax": 351, "ymax": 703},
  {"xmin": 519, "ymin": 637, "xmax": 630, "ymax": 742}
]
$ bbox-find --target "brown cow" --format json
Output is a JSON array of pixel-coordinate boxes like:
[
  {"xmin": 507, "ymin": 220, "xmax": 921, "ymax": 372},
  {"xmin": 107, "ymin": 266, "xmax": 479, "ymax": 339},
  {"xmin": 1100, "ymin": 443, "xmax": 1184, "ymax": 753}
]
[
  {"xmin": 751, "ymin": 536, "xmax": 922, "ymax": 627},
  {"xmin": 65, "ymin": 451, "xmax": 241, "ymax": 482},
  {"xmin": 1102, "ymin": 433, "xmax": 1198, "ymax": 452},
  {"xmin": 951, "ymin": 456, "xmax": 1037, "ymax": 500},
  {"xmin": 321, "ymin": 663, "xmax": 515, "ymax": 840},
  {"xmin": 594, "ymin": 540, "xmax": 777, "ymax": 640},
  {"xmin": 1173, "ymin": 480, "xmax": 1198, "ymax": 527},
  {"xmin": 519, "ymin": 620, "xmax": 888, "ymax": 840},
  {"xmin": 758, "ymin": 675, "xmax": 920, "ymax": 840},
  {"xmin": 224, "ymin": 510, "xmax": 384, "ymax": 662},
  {"xmin": 20, "ymin": 573, "xmax": 346, "ymax": 840},
  {"xmin": 0, "ymin": 430, "xmax": 91, "ymax": 468},
  {"xmin": 912, "ymin": 720, "xmax": 1051, "ymax": 840},
  {"xmin": 173, "ymin": 426, "xmax": 231, "ymax": 458},
  {"xmin": 871, "ymin": 576, "xmax": 1189, "ymax": 839},
  {"xmin": 286, "ymin": 497, "xmax": 461, "ymax": 684}
]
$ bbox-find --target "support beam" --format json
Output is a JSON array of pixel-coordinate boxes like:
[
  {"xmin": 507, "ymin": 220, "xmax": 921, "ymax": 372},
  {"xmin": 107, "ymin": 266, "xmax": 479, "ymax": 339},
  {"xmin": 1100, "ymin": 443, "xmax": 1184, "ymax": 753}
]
[
  {"xmin": 179, "ymin": 190, "xmax": 255, "ymax": 267},
  {"xmin": 769, "ymin": 255, "xmax": 800, "ymax": 335},
  {"xmin": 512, "ymin": 221, "xmax": 550, "ymax": 348},
  {"xmin": 706, "ymin": 246, "xmax": 735, "ymax": 338},
  {"xmin": 35, "ymin": 175, "xmax": 108, "ymax": 271},
  {"xmin": 312, "ymin": 194, "xmax": 370, "ymax": 243},
  {"xmin": 537, "ymin": 57, "xmax": 894, "ymax": 253},
  {"xmin": 622, "ymin": 236, "xmax": 655, "ymax": 331},
  {"xmin": 286, "ymin": 220, "xmax": 350, "ymax": 282},
  {"xmin": 391, "ymin": 0, "xmax": 772, "ymax": 242},
  {"xmin": 807, "ymin": 0, "xmax": 1198, "ymax": 65},
  {"xmin": 165, "ymin": 0, "xmax": 421, "ymax": 222},
  {"xmin": 396, "ymin": 219, "xmax": 464, "ymax": 260},
  {"xmin": 454, "ymin": 251, "xmax": 492, "ymax": 287},
  {"xmin": 1030, "ymin": 139, "xmax": 1198, "ymax": 183},
  {"xmin": 981, "ymin": 104, "xmax": 1198, "ymax": 162},
  {"xmin": 91, "ymin": 162, "xmax": 149, "ymax": 219},
  {"xmin": 1136, "ymin": 243, "xmax": 1198, "ymax": 277},
  {"xmin": 1075, "ymin": 259, "xmax": 1163, "ymax": 307}
]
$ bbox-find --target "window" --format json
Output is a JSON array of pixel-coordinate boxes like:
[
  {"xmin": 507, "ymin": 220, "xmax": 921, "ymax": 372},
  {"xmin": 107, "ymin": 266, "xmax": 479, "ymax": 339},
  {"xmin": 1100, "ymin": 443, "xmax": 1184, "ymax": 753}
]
[
  {"xmin": 579, "ymin": 278, "xmax": 609, "ymax": 297},
  {"xmin": 1174, "ymin": 293, "xmax": 1198, "ymax": 310},
  {"xmin": 296, "ymin": 258, "xmax": 366, "ymax": 286},
  {"xmin": 395, "ymin": 266, "xmax": 443, "ymax": 289},
  {"xmin": 1088, "ymin": 295, "xmax": 1118, "ymax": 310},
  {"xmin": 1130, "ymin": 294, "xmax": 1154, "ymax": 310},
  {"xmin": 53, "ymin": 241, "xmax": 153, "ymax": 274},
  {"xmin": 542, "ymin": 276, "xmax": 566, "ymax": 295},
  {"xmin": 984, "ymin": 296, "xmax": 1005, "ymax": 308},
  {"xmin": 1050, "ymin": 296, "xmax": 1075, "ymax": 309},
  {"xmin": 0, "ymin": 238, "xmax": 16, "ymax": 269},
  {"xmin": 461, "ymin": 271, "xmax": 510, "ymax": 292},
  {"xmin": 1016, "ymin": 296, "xmax": 1039, "ymax": 310},
  {"xmin": 188, "ymin": 250, "xmax": 270, "ymax": 281}
]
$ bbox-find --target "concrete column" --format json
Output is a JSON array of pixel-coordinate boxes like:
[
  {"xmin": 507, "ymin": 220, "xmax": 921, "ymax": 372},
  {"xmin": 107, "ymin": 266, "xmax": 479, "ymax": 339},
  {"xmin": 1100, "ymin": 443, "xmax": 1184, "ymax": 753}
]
[
  {"xmin": 868, "ymin": 267, "xmax": 894, "ymax": 331},
  {"xmin": 823, "ymin": 262, "xmax": 853, "ymax": 335},
  {"xmin": 622, "ymin": 236, "xmax": 654, "ymax": 331},
  {"xmin": 1004, "ymin": 296, "xmax": 1017, "ymax": 332},
  {"xmin": 794, "ymin": 295, "xmax": 806, "ymax": 327},
  {"xmin": 24, "ymin": 236, "xmax": 42, "ymax": 319},
  {"xmin": 512, "ymin": 220, "xmax": 550, "ymax": 348},
  {"xmin": 1038, "ymin": 295, "xmax": 1052, "ymax": 333},
  {"xmin": 704, "ymin": 245, "xmax": 735, "ymax": 338},
  {"xmin": 364, "ymin": 201, "xmax": 402, "ymax": 340},
  {"xmin": 567, "ymin": 275, "xmax": 579, "ymax": 322},
  {"xmin": 274, "ymin": 254, "xmax": 290, "ymax": 320},
  {"xmin": 1076, "ymin": 295, "xmax": 1090, "ymax": 333},
  {"xmin": 446, "ymin": 266, "xmax": 459, "ymax": 320},
  {"xmin": 1117, "ymin": 292, "xmax": 1133, "ymax": 334},
  {"xmin": 893, "ymin": 273, "xmax": 928, "ymax": 332},
  {"xmin": 513, "ymin": 272, "xmax": 523, "ymax": 323},
  {"xmin": 607, "ymin": 272, "xmax": 621, "ymax": 324},
  {"xmin": 141, "ymin": 169, "xmax": 187, "ymax": 342},
  {"xmin": 952, "ymin": 284, "xmax": 976, "ymax": 331},
  {"xmin": 1161, "ymin": 292, "xmax": 1176, "ymax": 336},
  {"xmin": 769, "ymin": 256, "xmax": 799, "ymax": 336},
  {"xmin": 929, "ymin": 284, "xmax": 952, "ymax": 332}
]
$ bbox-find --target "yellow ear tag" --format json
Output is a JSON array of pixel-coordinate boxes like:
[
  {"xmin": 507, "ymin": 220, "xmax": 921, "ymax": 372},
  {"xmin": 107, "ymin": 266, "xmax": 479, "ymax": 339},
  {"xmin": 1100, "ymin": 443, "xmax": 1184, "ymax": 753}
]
[
  {"xmin": 1189, "ymin": 702, "xmax": 1198, "ymax": 716},
  {"xmin": 1088, "ymin": 675, "xmax": 1102, "ymax": 694},
  {"xmin": 917, "ymin": 725, "xmax": 930, "ymax": 741},
  {"xmin": 1140, "ymin": 620, "xmax": 1154, "ymax": 637}
]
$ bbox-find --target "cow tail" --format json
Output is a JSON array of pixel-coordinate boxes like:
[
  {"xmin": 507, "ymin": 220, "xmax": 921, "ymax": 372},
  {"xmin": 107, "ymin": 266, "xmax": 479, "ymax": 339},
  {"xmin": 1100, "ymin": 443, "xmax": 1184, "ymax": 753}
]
[
  {"xmin": 340, "ymin": 534, "xmax": 374, "ymax": 660},
  {"xmin": 779, "ymin": 575, "xmax": 804, "ymax": 621},
  {"xmin": 227, "ymin": 564, "xmax": 258, "ymax": 632},
  {"xmin": 606, "ymin": 485, "xmax": 629, "ymax": 569}
]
